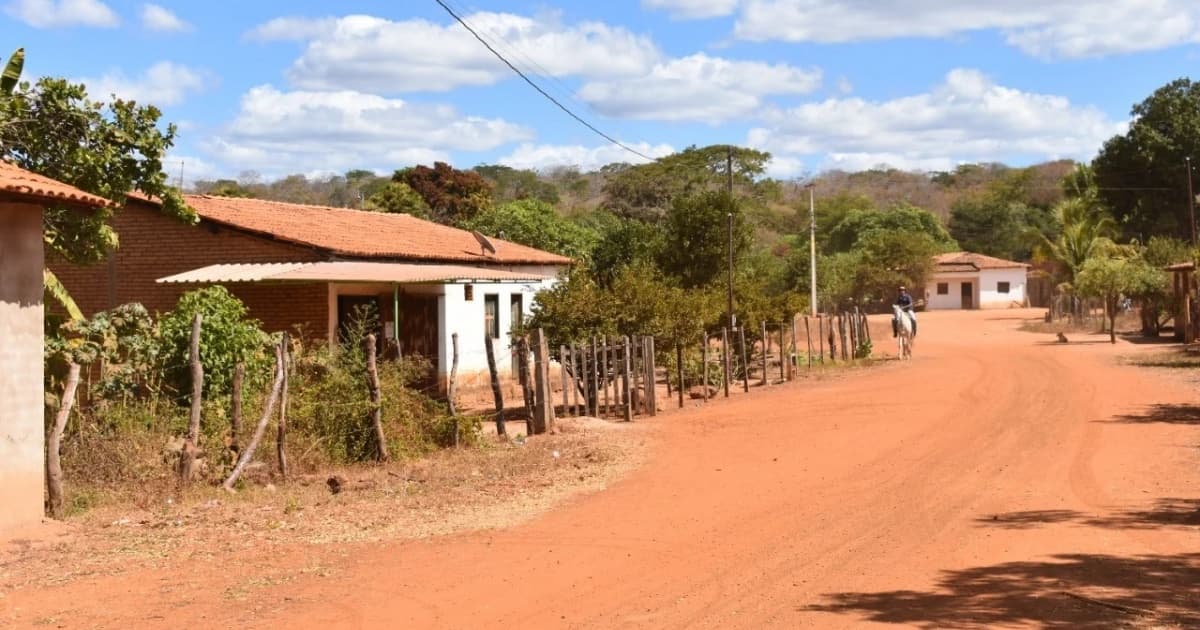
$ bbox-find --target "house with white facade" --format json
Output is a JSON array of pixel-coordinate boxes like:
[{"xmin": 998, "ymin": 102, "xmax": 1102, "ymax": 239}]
[{"xmin": 924, "ymin": 252, "xmax": 1030, "ymax": 310}]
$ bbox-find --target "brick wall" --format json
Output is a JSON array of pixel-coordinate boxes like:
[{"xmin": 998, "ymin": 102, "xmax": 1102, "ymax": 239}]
[{"xmin": 48, "ymin": 199, "xmax": 330, "ymax": 339}]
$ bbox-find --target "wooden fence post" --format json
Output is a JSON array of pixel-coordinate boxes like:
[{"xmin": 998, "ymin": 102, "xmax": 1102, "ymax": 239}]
[
  {"xmin": 780, "ymin": 324, "xmax": 788, "ymax": 383},
  {"xmin": 805, "ymin": 317, "xmax": 813, "ymax": 369},
  {"xmin": 277, "ymin": 330, "xmax": 290, "ymax": 479},
  {"xmin": 676, "ymin": 342, "xmax": 685, "ymax": 409},
  {"xmin": 530, "ymin": 328, "xmax": 553, "ymax": 434},
  {"xmin": 519, "ymin": 337, "xmax": 535, "ymax": 435},
  {"xmin": 448, "ymin": 332, "xmax": 460, "ymax": 417},
  {"xmin": 223, "ymin": 340, "xmax": 286, "ymax": 490},
  {"xmin": 630, "ymin": 336, "xmax": 640, "ymax": 413},
  {"xmin": 485, "ymin": 334, "xmax": 506, "ymax": 436},
  {"xmin": 366, "ymin": 334, "xmax": 389, "ymax": 461},
  {"xmin": 739, "ymin": 326, "xmax": 750, "ymax": 393},
  {"xmin": 180, "ymin": 313, "xmax": 204, "ymax": 483},
  {"xmin": 590, "ymin": 336, "xmax": 600, "ymax": 417},
  {"xmin": 230, "ymin": 362, "xmax": 244, "ymax": 456},
  {"xmin": 818, "ymin": 316, "xmax": 826, "ymax": 364},
  {"xmin": 560, "ymin": 344, "xmax": 569, "ymax": 417},
  {"xmin": 644, "ymin": 336, "xmax": 657, "ymax": 416},
  {"xmin": 760, "ymin": 321, "xmax": 770, "ymax": 386},
  {"xmin": 601, "ymin": 335, "xmax": 610, "ymax": 417},
  {"xmin": 579, "ymin": 340, "xmax": 589, "ymax": 416},
  {"xmin": 701, "ymin": 333, "xmax": 710, "ymax": 402},
  {"xmin": 622, "ymin": 336, "xmax": 633, "ymax": 422},
  {"xmin": 570, "ymin": 343, "xmax": 580, "ymax": 416},
  {"xmin": 828, "ymin": 316, "xmax": 837, "ymax": 362},
  {"xmin": 721, "ymin": 328, "xmax": 731, "ymax": 398}
]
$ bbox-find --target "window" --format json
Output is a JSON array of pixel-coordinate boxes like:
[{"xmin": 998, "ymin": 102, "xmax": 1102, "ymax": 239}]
[
  {"xmin": 510, "ymin": 293, "xmax": 524, "ymax": 332},
  {"xmin": 464, "ymin": 284, "xmax": 474, "ymax": 301},
  {"xmin": 936, "ymin": 282, "xmax": 949, "ymax": 295},
  {"xmin": 484, "ymin": 294, "xmax": 499, "ymax": 338},
  {"xmin": 997, "ymin": 281, "xmax": 1011, "ymax": 294}
]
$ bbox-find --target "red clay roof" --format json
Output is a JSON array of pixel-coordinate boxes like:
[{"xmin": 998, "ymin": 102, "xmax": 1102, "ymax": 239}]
[
  {"xmin": 167, "ymin": 194, "xmax": 572, "ymax": 266},
  {"xmin": 0, "ymin": 161, "xmax": 113, "ymax": 209},
  {"xmin": 933, "ymin": 251, "xmax": 1029, "ymax": 271}
]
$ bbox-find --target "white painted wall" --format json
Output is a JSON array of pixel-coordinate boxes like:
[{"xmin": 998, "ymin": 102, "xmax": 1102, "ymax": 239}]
[
  {"xmin": 438, "ymin": 276, "xmax": 559, "ymax": 387},
  {"xmin": 925, "ymin": 272, "xmax": 978, "ymax": 310},
  {"xmin": 0, "ymin": 203, "xmax": 46, "ymax": 531},
  {"xmin": 979, "ymin": 268, "xmax": 1028, "ymax": 308}
]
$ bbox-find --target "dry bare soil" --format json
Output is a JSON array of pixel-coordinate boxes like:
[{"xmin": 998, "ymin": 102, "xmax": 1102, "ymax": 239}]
[{"xmin": 3, "ymin": 309, "xmax": 1199, "ymax": 629}]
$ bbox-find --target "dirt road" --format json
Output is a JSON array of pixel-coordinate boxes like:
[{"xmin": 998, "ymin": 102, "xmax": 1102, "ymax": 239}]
[{"xmin": 6, "ymin": 310, "xmax": 1200, "ymax": 628}]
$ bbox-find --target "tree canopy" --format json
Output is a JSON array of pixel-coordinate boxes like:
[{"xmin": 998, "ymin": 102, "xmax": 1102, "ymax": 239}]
[
  {"xmin": 395, "ymin": 161, "xmax": 493, "ymax": 225},
  {"xmin": 601, "ymin": 145, "xmax": 771, "ymax": 218},
  {"xmin": 462, "ymin": 199, "xmax": 598, "ymax": 262}
]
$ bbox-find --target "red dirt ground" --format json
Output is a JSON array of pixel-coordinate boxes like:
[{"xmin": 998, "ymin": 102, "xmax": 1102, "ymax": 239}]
[{"xmin": 4, "ymin": 309, "xmax": 1199, "ymax": 629}]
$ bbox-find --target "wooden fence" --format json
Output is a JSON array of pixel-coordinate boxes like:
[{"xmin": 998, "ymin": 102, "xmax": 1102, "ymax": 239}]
[{"xmin": 495, "ymin": 311, "xmax": 874, "ymax": 432}]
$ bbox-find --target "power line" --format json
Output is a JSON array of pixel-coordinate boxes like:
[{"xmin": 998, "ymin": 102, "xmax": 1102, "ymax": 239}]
[{"xmin": 432, "ymin": 0, "xmax": 655, "ymax": 163}]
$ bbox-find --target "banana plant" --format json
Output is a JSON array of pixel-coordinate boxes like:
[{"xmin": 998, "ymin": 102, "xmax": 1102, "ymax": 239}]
[
  {"xmin": 44, "ymin": 269, "xmax": 84, "ymax": 322},
  {"xmin": 2, "ymin": 47, "xmax": 22, "ymax": 96}
]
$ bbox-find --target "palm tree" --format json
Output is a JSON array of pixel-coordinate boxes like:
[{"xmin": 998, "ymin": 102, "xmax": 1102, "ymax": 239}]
[{"xmin": 1037, "ymin": 196, "xmax": 1119, "ymax": 284}]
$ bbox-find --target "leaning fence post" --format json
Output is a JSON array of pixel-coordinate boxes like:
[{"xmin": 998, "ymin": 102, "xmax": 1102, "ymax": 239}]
[
  {"xmin": 223, "ymin": 340, "xmax": 286, "ymax": 491},
  {"xmin": 484, "ymin": 334, "xmax": 506, "ymax": 437}
]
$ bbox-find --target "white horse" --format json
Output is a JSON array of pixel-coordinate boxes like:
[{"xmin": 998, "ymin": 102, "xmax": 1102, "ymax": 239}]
[{"xmin": 893, "ymin": 304, "xmax": 914, "ymax": 360}]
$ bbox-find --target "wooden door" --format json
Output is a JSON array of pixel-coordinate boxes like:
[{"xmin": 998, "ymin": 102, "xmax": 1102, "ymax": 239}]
[{"xmin": 960, "ymin": 282, "xmax": 974, "ymax": 309}]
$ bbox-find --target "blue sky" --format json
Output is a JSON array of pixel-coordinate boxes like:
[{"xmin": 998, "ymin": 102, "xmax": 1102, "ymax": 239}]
[{"xmin": 4, "ymin": 0, "xmax": 1199, "ymax": 183}]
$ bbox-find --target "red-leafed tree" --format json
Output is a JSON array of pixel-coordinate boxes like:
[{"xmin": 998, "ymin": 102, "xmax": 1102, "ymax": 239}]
[{"xmin": 395, "ymin": 161, "xmax": 493, "ymax": 225}]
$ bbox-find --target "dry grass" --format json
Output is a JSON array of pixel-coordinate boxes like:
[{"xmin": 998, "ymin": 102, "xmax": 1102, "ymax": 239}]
[
  {"xmin": 0, "ymin": 416, "xmax": 645, "ymax": 593},
  {"xmin": 1019, "ymin": 312, "xmax": 1141, "ymax": 336}
]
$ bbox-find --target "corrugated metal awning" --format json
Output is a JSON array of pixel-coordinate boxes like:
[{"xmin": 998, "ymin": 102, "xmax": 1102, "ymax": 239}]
[{"xmin": 157, "ymin": 261, "xmax": 549, "ymax": 285}]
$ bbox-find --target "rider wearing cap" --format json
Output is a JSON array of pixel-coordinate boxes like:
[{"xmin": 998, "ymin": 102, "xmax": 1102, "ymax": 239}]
[{"xmin": 893, "ymin": 286, "xmax": 917, "ymax": 337}]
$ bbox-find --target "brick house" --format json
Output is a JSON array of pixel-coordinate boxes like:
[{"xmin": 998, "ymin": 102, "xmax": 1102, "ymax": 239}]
[{"xmin": 49, "ymin": 194, "xmax": 571, "ymax": 390}]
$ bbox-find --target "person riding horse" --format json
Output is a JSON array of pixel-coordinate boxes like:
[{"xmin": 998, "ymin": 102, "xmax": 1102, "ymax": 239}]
[{"xmin": 893, "ymin": 286, "xmax": 917, "ymax": 338}]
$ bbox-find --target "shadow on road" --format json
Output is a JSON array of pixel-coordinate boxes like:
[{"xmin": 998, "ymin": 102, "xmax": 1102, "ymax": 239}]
[
  {"xmin": 806, "ymin": 553, "xmax": 1200, "ymax": 629},
  {"xmin": 1109, "ymin": 404, "xmax": 1200, "ymax": 425},
  {"xmin": 976, "ymin": 499, "xmax": 1200, "ymax": 531}
]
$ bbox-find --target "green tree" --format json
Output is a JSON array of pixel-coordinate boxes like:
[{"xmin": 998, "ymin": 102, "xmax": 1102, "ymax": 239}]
[
  {"xmin": 1, "ymin": 76, "xmax": 193, "ymax": 264},
  {"xmin": 462, "ymin": 199, "xmax": 598, "ymax": 261},
  {"xmin": 589, "ymin": 216, "xmax": 662, "ymax": 287},
  {"xmin": 825, "ymin": 203, "xmax": 956, "ymax": 253},
  {"xmin": 1093, "ymin": 78, "xmax": 1200, "ymax": 240},
  {"xmin": 473, "ymin": 164, "xmax": 560, "ymax": 205},
  {"xmin": 1075, "ymin": 254, "xmax": 1161, "ymax": 343},
  {"xmin": 396, "ymin": 162, "xmax": 493, "ymax": 224},
  {"xmin": 363, "ymin": 180, "xmax": 431, "ymax": 218},
  {"xmin": 1130, "ymin": 236, "xmax": 1192, "ymax": 335},
  {"xmin": 601, "ymin": 145, "xmax": 771, "ymax": 218},
  {"xmin": 657, "ymin": 190, "xmax": 751, "ymax": 289},
  {"xmin": 850, "ymin": 230, "xmax": 940, "ymax": 306}
]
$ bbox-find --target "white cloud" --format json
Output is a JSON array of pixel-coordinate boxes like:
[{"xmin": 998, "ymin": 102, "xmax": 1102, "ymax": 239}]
[
  {"xmin": 578, "ymin": 53, "xmax": 820, "ymax": 123},
  {"xmin": 499, "ymin": 142, "xmax": 675, "ymax": 172},
  {"xmin": 748, "ymin": 69, "xmax": 1127, "ymax": 172},
  {"xmin": 642, "ymin": 0, "xmax": 739, "ymax": 19},
  {"xmin": 718, "ymin": 0, "xmax": 1200, "ymax": 59},
  {"xmin": 141, "ymin": 3, "xmax": 189, "ymax": 32},
  {"xmin": 81, "ymin": 61, "xmax": 207, "ymax": 106},
  {"xmin": 247, "ymin": 12, "xmax": 660, "ymax": 93},
  {"xmin": 5, "ymin": 0, "xmax": 118, "ymax": 28},
  {"xmin": 203, "ymin": 86, "xmax": 532, "ymax": 176}
]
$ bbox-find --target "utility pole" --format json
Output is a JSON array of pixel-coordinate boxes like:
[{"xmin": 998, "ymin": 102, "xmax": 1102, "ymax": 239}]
[
  {"xmin": 806, "ymin": 183, "xmax": 817, "ymax": 316},
  {"xmin": 1188, "ymin": 156, "xmax": 1197, "ymax": 246},
  {"xmin": 726, "ymin": 146, "xmax": 736, "ymax": 330}
]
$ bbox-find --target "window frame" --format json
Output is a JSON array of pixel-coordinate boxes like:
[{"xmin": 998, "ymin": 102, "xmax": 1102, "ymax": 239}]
[
  {"xmin": 484, "ymin": 293, "xmax": 500, "ymax": 339},
  {"xmin": 997, "ymin": 281, "xmax": 1011, "ymax": 294},
  {"xmin": 936, "ymin": 282, "xmax": 949, "ymax": 295}
]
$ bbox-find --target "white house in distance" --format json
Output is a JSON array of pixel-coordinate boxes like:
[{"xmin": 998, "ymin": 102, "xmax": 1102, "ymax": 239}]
[{"xmin": 924, "ymin": 252, "xmax": 1030, "ymax": 310}]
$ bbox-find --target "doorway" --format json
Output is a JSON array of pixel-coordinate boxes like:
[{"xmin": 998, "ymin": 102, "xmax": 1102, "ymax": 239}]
[{"xmin": 960, "ymin": 282, "xmax": 974, "ymax": 309}]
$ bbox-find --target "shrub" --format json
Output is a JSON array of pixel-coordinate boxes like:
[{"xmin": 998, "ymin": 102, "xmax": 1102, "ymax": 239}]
[{"xmin": 158, "ymin": 286, "xmax": 270, "ymax": 402}]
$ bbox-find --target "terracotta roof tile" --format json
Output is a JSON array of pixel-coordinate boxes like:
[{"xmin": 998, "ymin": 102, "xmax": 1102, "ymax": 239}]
[
  {"xmin": 173, "ymin": 194, "xmax": 572, "ymax": 266},
  {"xmin": 933, "ymin": 251, "xmax": 1029, "ymax": 271},
  {"xmin": 0, "ymin": 161, "xmax": 113, "ymax": 209}
]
